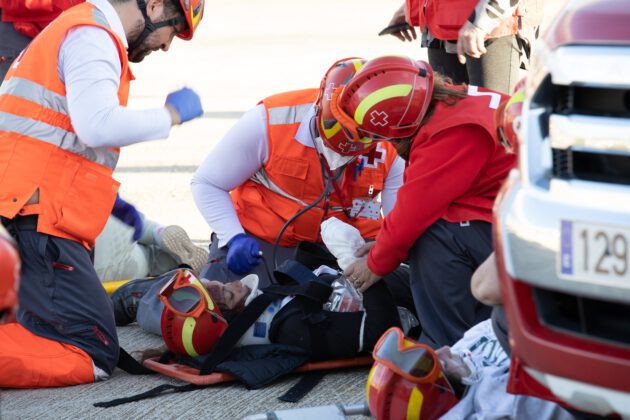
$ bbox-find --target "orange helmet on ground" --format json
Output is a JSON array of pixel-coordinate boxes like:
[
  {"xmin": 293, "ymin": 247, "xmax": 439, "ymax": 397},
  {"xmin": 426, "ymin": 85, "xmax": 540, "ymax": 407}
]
[
  {"xmin": 330, "ymin": 56, "xmax": 434, "ymax": 145},
  {"xmin": 315, "ymin": 57, "xmax": 373, "ymax": 157},
  {"xmin": 0, "ymin": 225, "xmax": 20, "ymax": 324},
  {"xmin": 159, "ymin": 269, "xmax": 228, "ymax": 357},
  {"xmin": 366, "ymin": 328, "xmax": 459, "ymax": 420},
  {"xmin": 496, "ymin": 83, "xmax": 526, "ymax": 154}
]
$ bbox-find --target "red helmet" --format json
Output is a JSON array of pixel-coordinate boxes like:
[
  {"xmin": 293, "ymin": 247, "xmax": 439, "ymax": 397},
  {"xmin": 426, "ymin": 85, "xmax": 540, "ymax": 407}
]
[
  {"xmin": 331, "ymin": 56, "xmax": 434, "ymax": 145},
  {"xmin": 366, "ymin": 328, "xmax": 459, "ymax": 420},
  {"xmin": 159, "ymin": 269, "xmax": 228, "ymax": 357},
  {"xmin": 0, "ymin": 225, "xmax": 20, "ymax": 324},
  {"xmin": 496, "ymin": 82, "xmax": 526, "ymax": 153},
  {"xmin": 176, "ymin": 0, "xmax": 204, "ymax": 40},
  {"xmin": 316, "ymin": 57, "xmax": 375, "ymax": 157}
]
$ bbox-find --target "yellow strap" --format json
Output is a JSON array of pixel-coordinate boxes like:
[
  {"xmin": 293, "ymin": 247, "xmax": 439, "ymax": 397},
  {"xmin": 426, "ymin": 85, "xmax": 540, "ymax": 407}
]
[{"xmin": 102, "ymin": 279, "xmax": 130, "ymax": 296}]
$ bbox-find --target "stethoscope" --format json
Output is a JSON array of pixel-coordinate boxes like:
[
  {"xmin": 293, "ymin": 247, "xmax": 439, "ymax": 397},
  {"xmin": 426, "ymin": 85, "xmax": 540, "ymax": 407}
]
[{"xmin": 269, "ymin": 116, "xmax": 353, "ymax": 275}]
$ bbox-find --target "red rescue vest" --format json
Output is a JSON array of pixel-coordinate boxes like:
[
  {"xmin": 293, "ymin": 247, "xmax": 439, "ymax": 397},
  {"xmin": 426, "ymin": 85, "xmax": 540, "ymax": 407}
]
[
  {"xmin": 417, "ymin": 85, "xmax": 515, "ymax": 222},
  {"xmin": 0, "ymin": 0, "xmax": 85, "ymax": 38},
  {"xmin": 407, "ymin": 0, "xmax": 520, "ymax": 41}
]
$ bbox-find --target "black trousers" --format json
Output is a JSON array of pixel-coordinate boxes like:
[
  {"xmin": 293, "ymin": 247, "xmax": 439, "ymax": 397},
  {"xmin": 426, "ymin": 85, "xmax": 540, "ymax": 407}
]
[
  {"xmin": 271, "ymin": 280, "xmax": 401, "ymax": 358},
  {"xmin": 410, "ymin": 219, "xmax": 493, "ymax": 348},
  {"xmin": 427, "ymin": 35, "xmax": 521, "ymax": 94},
  {"xmin": 2, "ymin": 216, "xmax": 119, "ymax": 374}
]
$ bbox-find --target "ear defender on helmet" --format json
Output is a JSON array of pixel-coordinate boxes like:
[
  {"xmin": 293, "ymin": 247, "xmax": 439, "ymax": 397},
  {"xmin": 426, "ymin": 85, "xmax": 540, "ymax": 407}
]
[
  {"xmin": 315, "ymin": 57, "xmax": 375, "ymax": 157},
  {"xmin": 330, "ymin": 55, "xmax": 435, "ymax": 146},
  {"xmin": 366, "ymin": 328, "xmax": 460, "ymax": 420},
  {"xmin": 159, "ymin": 269, "xmax": 228, "ymax": 357}
]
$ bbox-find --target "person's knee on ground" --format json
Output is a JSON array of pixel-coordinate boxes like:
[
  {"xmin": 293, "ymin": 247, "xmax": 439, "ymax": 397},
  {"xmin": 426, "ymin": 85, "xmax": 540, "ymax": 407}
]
[{"xmin": 0, "ymin": 323, "xmax": 96, "ymax": 388}]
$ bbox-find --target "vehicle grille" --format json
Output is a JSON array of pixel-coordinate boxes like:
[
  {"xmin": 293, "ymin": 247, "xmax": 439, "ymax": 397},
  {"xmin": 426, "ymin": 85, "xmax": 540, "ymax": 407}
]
[
  {"xmin": 554, "ymin": 85, "xmax": 630, "ymax": 118},
  {"xmin": 549, "ymin": 84, "xmax": 630, "ymax": 185},
  {"xmin": 532, "ymin": 287, "xmax": 630, "ymax": 347},
  {"xmin": 552, "ymin": 149, "xmax": 630, "ymax": 185}
]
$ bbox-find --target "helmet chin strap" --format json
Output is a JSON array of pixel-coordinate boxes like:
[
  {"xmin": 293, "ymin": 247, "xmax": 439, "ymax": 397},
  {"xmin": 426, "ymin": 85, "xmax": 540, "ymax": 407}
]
[{"xmin": 128, "ymin": 0, "xmax": 185, "ymax": 54}]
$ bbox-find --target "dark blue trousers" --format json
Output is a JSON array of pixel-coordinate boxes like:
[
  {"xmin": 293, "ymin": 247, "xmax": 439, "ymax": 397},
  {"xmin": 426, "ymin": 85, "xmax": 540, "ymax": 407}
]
[
  {"xmin": 410, "ymin": 218, "xmax": 493, "ymax": 348},
  {"xmin": 6, "ymin": 217, "xmax": 119, "ymax": 374}
]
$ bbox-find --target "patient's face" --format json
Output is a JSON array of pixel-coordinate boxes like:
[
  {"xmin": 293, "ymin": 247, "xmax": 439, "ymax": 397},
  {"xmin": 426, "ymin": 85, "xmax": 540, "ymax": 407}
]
[{"xmin": 205, "ymin": 280, "xmax": 251, "ymax": 311}]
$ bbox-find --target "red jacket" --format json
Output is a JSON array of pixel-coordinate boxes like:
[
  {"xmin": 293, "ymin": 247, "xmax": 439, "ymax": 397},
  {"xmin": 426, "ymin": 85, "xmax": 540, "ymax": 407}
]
[
  {"xmin": 367, "ymin": 88, "xmax": 516, "ymax": 276},
  {"xmin": 0, "ymin": 0, "xmax": 83, "ymax": 38}
]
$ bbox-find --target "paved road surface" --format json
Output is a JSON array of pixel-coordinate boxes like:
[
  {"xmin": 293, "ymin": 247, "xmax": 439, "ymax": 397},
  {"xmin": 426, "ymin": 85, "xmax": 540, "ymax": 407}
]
[{"xmin": 0, "ymin": 0, "xmax": 567, "ymax": 418}]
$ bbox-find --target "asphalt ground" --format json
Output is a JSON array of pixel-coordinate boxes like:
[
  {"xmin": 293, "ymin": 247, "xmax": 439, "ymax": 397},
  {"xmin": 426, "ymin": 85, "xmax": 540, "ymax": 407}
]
[{"xmin": 0, "ymin": 0, "xmax": 567, "ymax": 418}]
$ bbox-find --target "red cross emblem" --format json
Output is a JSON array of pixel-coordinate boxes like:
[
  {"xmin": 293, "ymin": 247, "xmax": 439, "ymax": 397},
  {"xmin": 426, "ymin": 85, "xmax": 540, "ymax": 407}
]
[
  {"xmin": 337, "ymin": 141, "xmax": 358, "ymax": 154},
  {"xmin": 361, "ymin": 143, "xmax": 386, "ymax": 168},
  {"xmin": 369, "ymin": 110, "xmax": 389, "ymax": 127}
]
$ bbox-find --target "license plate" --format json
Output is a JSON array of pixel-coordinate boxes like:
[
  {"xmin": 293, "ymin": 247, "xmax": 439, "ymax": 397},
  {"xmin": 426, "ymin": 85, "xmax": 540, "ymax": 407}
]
[{"xmin": 559, "ymin": 220, "xmax": 630, "ymax": 288}]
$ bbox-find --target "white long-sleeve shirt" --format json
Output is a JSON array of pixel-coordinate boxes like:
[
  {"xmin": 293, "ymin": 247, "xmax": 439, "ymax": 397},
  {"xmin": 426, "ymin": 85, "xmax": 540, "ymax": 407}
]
[
  {"xmin": 191, "ymin": 103, "xmax": 405, "ymax": 247},
  {"xmin": 57, "ymin": 0, "xmax": 172, "ymax": 148}
]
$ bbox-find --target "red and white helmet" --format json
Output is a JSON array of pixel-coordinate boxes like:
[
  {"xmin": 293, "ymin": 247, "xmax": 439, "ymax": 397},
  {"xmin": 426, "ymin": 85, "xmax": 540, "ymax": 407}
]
[
  {"xmin": 496, "ymin": 79, "xmax": 526, "ymax": 153},
  {"xmin": 330, "ymin": 56, "xmax": 434, "ymax": 145},
  {"xmin": 0, "ymin": 225, "xmax": 20, "ymax": 324},
  {"xmin": 159, "ymin": 269, "xmax": 228, "ymax": 357},
  {"xmin": 366, "ymin": 328, "xmax": 459, "ymax": 420},
  {"xmin": 315, "ymin": 57, "xmax": 373, "ymax": 157}
]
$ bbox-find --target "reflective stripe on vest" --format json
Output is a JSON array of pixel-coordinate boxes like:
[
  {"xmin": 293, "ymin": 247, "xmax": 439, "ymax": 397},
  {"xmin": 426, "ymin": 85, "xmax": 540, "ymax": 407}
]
[
  {"xmin": 234, "ymin": 89, "xmax": 394, "ymax": 246},
  {"xmin": 267, "ymin": 103, "xmax": 312, "ymax": 126},
  {"xmin": 0, "ymin": 80, "xmax": 119, "ymax": 169},
  {"xmin": 250, "ymin": 167, "xmax": 346, "ymax": 212},
  {"xmin": 252, "ymin": 102, "xmax": 319, "ymax": 208},
  {"xmin": 0, "ymin": 2, "xmax": 130, "ymax": 247}
]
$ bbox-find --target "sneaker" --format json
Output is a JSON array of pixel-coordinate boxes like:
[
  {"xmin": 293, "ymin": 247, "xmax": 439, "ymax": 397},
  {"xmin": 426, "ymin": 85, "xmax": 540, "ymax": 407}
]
[
  {"xmin": 110, "ymin": 277, "xmax": 156, "ymax": 326},
  {"xmin": 159, "ymin": 225, "xmax": 209, "ymax": 274}
]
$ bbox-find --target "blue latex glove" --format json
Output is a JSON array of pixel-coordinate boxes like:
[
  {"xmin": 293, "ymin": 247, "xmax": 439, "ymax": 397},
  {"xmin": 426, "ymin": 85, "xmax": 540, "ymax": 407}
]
[
  {"xmin": 165, "ymin": 87, "xmax": 203, "ymax": 124},
  {"xmin": 111, "ymin": 194, "xmax": 143, "ymax": 241},
  {"xmin": 226, "ymin": 233, "xmax": 262, "ymax": 275}
]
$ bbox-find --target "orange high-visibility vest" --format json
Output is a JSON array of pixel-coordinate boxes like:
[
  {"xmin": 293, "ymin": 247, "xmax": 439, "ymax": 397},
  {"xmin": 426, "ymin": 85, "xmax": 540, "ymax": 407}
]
[
  {"xmin": 0, "ymin": 2, "xmax": 133, "ymax": 248},
  {"xmin": 231, "ymin": 89, "xmax": 398, "ymax": 247}
]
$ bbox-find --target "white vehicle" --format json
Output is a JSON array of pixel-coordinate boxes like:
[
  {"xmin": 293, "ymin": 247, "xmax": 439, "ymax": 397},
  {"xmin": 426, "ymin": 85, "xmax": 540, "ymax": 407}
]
[{"xmin": 494, "ymin": 0, "xmax": 630, "ymax": 417}]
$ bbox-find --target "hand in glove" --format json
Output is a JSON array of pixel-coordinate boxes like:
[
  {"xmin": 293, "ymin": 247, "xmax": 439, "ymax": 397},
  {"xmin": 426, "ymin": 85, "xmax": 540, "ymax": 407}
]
[
  {"xmin": 165, "ymin": 87, "xmax": 203, "ymax": 124},
  {"xmin": 226, "ymin": 233, "xmax": 262, "ymax": 275},
  {"xmin": 111, "ymin": 194, "xmax": 143, "ymax": 241}
]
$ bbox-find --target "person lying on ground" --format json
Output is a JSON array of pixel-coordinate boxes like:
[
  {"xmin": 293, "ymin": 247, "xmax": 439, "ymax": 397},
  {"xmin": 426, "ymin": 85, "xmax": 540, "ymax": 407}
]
[
  {"xmin": 123, "ymin": 56, "xmax": 415, "ymax": 333},
  {"xmin": 128, "ymin": 267, "xmax": 404, "ymax": 364}
]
